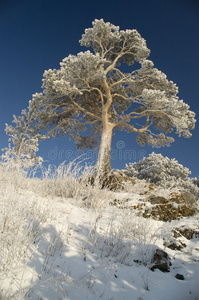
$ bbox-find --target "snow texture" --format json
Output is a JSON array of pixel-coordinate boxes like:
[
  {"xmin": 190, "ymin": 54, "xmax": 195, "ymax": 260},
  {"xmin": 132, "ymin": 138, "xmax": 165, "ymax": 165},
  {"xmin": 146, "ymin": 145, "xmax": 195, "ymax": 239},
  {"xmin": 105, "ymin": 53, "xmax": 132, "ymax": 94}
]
[{"xmin": 0, "ymin": 163, "xmax": 199, "ymax": 300}]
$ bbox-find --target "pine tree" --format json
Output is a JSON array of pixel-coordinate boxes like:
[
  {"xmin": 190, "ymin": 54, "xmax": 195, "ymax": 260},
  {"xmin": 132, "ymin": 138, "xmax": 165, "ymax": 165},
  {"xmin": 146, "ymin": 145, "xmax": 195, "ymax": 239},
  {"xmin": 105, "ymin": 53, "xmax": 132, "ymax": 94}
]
[{"xmin": 5, "ymin": 19, "xmax": 196, "ymax": 180}]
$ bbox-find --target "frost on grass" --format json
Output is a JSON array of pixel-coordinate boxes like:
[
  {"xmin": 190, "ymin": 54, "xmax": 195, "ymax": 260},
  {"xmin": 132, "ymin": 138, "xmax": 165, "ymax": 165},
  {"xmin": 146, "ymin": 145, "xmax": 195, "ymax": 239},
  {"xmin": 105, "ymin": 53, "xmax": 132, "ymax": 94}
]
[{"xmin": 0, "ymin": 161, "xmax": 199, "ymax": 299}]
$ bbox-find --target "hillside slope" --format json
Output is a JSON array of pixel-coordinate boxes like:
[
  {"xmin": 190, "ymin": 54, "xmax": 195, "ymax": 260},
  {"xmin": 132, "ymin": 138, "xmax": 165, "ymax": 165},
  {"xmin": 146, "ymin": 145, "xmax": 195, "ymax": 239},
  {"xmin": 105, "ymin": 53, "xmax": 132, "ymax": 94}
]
[{"xmin": 0, "ymin": 169, "xmax": 199, "ymax": 300}]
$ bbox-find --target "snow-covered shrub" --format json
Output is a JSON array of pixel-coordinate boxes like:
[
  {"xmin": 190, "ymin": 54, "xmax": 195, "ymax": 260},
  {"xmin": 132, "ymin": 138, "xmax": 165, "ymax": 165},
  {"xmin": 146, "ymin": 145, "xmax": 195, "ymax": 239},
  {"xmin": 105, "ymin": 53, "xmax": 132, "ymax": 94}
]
[{"xmin": 125, "ymin": 152, "xmax": 199, "ymax": 195}]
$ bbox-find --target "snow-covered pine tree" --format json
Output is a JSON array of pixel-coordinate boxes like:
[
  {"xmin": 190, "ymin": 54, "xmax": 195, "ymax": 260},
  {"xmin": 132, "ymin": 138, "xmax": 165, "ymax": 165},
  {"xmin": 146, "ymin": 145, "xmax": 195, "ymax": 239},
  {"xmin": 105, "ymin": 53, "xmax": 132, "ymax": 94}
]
[
  {"xmin": 2, "ymin": 102, "xmax": 43, "ymax": 172},
  {"xmin": 5, "ymin": 19, "xmax": 196, "ymax": 180},
  {"xmin": 125, "ymin": 152, "xmax": 199, "ymax": 195}
]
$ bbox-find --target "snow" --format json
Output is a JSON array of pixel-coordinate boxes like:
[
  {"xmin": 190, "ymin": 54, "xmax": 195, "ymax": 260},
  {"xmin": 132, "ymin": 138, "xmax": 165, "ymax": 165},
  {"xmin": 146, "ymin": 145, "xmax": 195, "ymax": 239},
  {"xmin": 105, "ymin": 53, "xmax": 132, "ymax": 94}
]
[{"xmin": 0, "ymin": 171, "xmax": 199, "ymax": 300}]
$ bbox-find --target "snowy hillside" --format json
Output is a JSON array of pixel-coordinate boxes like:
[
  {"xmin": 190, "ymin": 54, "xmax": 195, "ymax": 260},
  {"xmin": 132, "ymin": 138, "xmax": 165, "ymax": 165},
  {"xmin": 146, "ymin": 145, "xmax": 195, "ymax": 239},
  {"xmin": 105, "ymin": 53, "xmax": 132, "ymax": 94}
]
[{"xmin": 0, "ymin": 164, "xmax": 199, "ymax": 300}]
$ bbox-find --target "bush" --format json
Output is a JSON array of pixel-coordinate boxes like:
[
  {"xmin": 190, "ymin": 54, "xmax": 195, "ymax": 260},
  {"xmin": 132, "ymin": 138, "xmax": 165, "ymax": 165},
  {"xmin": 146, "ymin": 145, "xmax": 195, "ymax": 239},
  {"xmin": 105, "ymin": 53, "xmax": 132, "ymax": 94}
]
[{"xmin": 125, "ymin": 152, "xmax": 199, "ymax": 195}]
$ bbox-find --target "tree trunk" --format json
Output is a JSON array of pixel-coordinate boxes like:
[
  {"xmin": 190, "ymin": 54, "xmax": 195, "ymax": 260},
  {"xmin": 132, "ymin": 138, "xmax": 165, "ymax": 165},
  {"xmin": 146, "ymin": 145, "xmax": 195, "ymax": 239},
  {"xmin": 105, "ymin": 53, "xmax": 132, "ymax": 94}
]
[
  {"xmin": 95, "ymin": 78, "xmax": 115, "ymax": 183},
  {"xmin": 95, "ymin": 123, "xmax": 113, "ymax": 181}
]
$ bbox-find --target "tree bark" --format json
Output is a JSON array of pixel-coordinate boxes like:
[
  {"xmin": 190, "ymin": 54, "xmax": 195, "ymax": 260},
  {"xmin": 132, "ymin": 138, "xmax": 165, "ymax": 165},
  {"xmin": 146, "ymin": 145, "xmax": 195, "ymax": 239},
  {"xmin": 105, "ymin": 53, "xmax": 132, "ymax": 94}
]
[
  {"xmin": 95, "ymin": 122, "xmax": 114, "ymax": 181},
  {"xmin": 95, "ymin": 78, "xmax": 115, "ymax": 182}
]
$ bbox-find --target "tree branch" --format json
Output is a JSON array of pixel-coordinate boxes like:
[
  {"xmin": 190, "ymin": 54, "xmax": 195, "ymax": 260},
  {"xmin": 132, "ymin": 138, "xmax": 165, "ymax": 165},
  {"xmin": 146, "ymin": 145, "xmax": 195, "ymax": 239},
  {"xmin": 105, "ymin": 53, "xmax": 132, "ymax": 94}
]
[
  {"xmin": 87, "ymin": 123, "xmax": 102, "ymax": 147},
  {"xmin": 101, "ymin": 45, "xmax": 115, "ymax": 59},
  {"xmin": 81, "ymin": 87, "xmax": 104, "ymax": 106},
  {"xmin": 112, "ymin": 67, "xmax": 126, "ymax": 78},
  {"xmin": 105, "ymin": 52, "xmax": 123, "ymax": 74},
  {"xmin": 69, "ymin": 96, "xmax": 102, "ymax": 121},
  {"xmin": 102, "ymin": 78, "xmax": 113, "ymax": 112},
  {"xmin": 110, "ymin": 77, "xmax": 130, "ymax": 88},
  {"xmin": 117, "ymin": 122, "xmax": 149, "ymax": 133}
]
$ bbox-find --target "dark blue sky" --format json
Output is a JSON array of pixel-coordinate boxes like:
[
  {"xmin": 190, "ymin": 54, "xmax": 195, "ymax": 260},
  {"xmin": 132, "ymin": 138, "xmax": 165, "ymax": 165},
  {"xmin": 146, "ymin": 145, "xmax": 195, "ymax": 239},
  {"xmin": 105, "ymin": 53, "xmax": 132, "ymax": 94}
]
[{"xmin": 0, "ymin": 0, "xmax": 199, "ymax": 177}]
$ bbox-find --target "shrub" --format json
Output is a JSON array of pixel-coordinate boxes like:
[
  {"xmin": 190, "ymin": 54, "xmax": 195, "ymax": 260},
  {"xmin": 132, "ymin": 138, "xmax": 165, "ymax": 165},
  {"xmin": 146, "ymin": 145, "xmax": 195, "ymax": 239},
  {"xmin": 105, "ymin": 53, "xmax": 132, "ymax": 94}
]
[{"xmin": 125, "ymin": 152, "xmax": 198, "ymax": 195}]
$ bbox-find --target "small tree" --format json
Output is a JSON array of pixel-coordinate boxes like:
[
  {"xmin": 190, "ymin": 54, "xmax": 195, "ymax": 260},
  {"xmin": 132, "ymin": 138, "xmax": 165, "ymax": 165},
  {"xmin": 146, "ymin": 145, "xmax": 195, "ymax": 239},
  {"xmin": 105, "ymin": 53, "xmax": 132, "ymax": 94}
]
[
  {"xmin": 6, "ymin": 19, "xmax": 196, "ymax": 180},
  {"xmin": 125, "ymin": 152, "xmax": 199, "ymax": 195},
  {"xmin": 2, "ymin": 104, "xmax": 43, "ymax": 172}
]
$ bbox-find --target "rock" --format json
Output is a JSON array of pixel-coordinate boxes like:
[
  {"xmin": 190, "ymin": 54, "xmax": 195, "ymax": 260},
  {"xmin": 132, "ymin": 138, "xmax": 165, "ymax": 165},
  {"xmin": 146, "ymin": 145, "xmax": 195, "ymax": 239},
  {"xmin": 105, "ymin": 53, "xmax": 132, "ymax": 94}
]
[
  {"xmin": 165, "ymin": 240, "xmax": 186, "ymax": 251},
  {"xmin": 173, "ymin": 226, "xmax": 199, "ymax": 240},
  {"xmin": 163, "ymin": 225, "xmax": 199, "ymax": 251},
  {"xmin": 133, "ymin": 259, "xmax": 142, "ymax": 265},
  {"xmin": 142, "ymin": 202, "xmax": 179, "ymax": 221},
  {"xmin": 175, "ymin": 273, "xmax": 184, "ymax": 280},
  {"xmin": 169, "ymin": 191, "xmax": 197, "ymax": 206},
  {"xmin": 141, "ymin": 191, "xmax": 198, "ymax": 221},
  {"xmin": 110, "ymin": 198, "xmax": 130, "ymax": 208},
  {"xmin": 148, "ymin": 196, "xmax": 169, "ymax": 204},
  {"xmin": 82, "ymin": 170, "xmax": 135, "ymax": 191},
  {"xmin": 102, "ymin": 170, "xmax": 135, "ymax": 191},
  {"xmin": 150, "ymin": 249, "xmax": 171, "ymax": 272}
]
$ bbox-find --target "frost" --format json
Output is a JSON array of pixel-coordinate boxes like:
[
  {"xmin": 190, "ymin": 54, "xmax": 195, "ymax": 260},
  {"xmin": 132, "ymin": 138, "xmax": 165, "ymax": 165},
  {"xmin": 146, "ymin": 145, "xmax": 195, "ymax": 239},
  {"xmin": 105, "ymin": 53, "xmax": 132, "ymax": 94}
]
[
  {"xmin": 4, "ymin": 19, "xmax": 196, "ymax": 178},
  {"xmin": 125, "ymin": 152, "xmax": 199, "ymax": 195},
  {"xmin": 0, "ymin": 161, "xmax": 199, "ymax": 299}
]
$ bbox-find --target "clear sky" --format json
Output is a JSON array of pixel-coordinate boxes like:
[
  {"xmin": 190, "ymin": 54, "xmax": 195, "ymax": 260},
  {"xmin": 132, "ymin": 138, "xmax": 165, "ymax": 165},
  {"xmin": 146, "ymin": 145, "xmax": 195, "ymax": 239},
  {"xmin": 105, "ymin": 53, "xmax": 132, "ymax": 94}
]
[{"xmin": 0, "ymin": 0, "xmax": 199, "ymax": 177}]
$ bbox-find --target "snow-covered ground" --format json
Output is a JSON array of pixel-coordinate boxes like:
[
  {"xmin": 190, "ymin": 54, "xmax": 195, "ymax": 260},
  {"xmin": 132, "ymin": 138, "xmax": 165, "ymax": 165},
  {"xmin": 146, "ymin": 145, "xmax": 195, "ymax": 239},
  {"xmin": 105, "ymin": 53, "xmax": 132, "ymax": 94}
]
[{"xmin": 0, "ymin": 167, "xmax": 199, "ymax": 300}]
